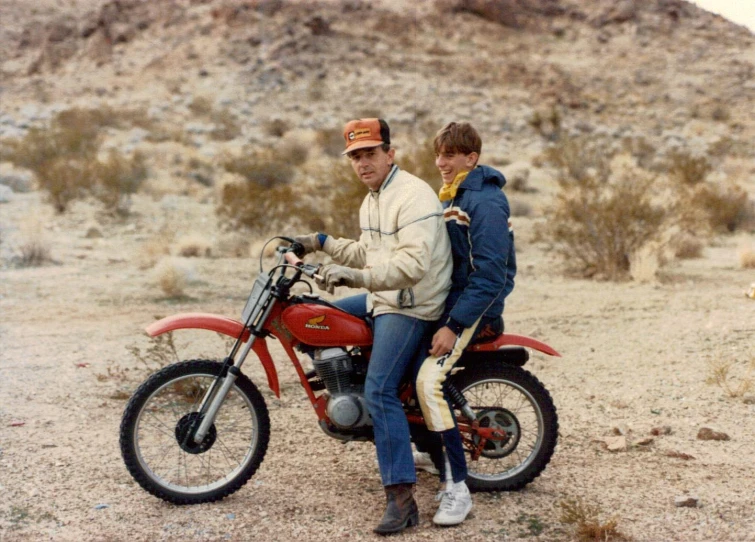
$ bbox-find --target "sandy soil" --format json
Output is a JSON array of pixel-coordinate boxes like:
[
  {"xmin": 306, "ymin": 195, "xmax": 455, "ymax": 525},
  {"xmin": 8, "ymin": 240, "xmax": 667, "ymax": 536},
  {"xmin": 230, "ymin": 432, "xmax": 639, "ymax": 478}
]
[{"xmin": 1, "ymin": 186, "xmax": 754, "ymax": 542}]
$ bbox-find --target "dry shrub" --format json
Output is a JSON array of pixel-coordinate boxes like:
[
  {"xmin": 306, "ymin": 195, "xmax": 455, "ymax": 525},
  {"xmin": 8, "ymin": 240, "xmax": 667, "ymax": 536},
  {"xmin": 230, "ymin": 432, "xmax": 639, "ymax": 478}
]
[
  {"xmin": 666, "ymin": 149, "xmax": 711, "ymax": 186},
  {"xmin": 398, "ymin": 137, "xmax": 442, "ymax": 191},
  {"xmin": 687, "ymin": 182, "xmax": 752, "ymax": 233},
  {"xmin": 559, "ymin": 498, "xmax": 628, "ymax": 542},
  {"xmin": 92, "ymin": 150, "xmax": 148, "ymax": 215},
  {"xmin": 316, "ymin": 127, "xmax": 344, "ymax": 158},
  {"xmin": 544, "ymin": 135, "xmax": 613, "ymax": 184},
  {"xmin": 307, "ymin": 159, "xmax": 366, "ymax": 239},
  {"xmin": 528, "ymin": 106, "xmax": 563, "ymax": 141},
  {"xmin": 541, "ymin": 163, "xmax": 666, "ymax": 280},
  {"xmin": 670, "ymin": 231, "xmax": 703, "ymax": 259},
  {"xmin": 154, "ymin": 258, "xmax": 189, "ymax": 297},
  {"xmin": 137, "ymin": 229, "xmax": 174, "ymax": 269},
  {"xmin": 188, "ymin": 96, "xmax": 213, "ymax": 116},
  {"xmin": 263, "ymin": 118, "xmax": 291, "ymax": 138},
  {"xmin": 277, "ymin": 137, "xmax": 310, "ymax": 167},
  {"xmin": 209, "ymin": 108, "xmax": 242, "ymax": 141},
  {"xmin": 706, "ymin": 357, "xmax": 754, "ymax": 398},
  {"xmin": 435, "ymin": 0, "xmax": 521, "ymax": 27},
  {"xmin": 217, "ymin": 148, "xmax": 304, "ymax": 234},
  {"xmin": 14, "ymin": 221, "xmax": 54, "ymax": 267},
  {"xmin": 740, "ymin": 246, "xmax": 755, "ymax": 269},
  {"xmin": 5, "ymin": 108, "xmax": 148, "ymax": 213},
  {"xmin": 176, "ymin": 234, "xmax": 212, "ymax": 258}
]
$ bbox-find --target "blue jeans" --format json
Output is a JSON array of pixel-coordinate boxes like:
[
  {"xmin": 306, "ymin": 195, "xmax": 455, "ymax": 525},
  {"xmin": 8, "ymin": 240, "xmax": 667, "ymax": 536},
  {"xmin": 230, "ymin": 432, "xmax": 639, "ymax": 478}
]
[{"xmin": 335, "ymin": 294, "xmax": 432, "ymax": 486}]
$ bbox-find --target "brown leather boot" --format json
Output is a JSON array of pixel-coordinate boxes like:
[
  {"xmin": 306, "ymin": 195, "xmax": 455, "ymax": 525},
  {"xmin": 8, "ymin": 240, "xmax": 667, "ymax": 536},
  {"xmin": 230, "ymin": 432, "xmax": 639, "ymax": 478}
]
[{"xmin": 373, "ymin": 483, "xmax": 419, "ymax": 535}]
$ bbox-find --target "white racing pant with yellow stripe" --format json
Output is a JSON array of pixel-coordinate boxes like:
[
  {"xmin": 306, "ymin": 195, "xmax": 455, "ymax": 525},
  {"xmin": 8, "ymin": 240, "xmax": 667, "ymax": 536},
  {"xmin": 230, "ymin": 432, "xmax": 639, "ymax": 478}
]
[{"xmin": 416, "ymin": 317, "xmax": 482, "ymax": 432}]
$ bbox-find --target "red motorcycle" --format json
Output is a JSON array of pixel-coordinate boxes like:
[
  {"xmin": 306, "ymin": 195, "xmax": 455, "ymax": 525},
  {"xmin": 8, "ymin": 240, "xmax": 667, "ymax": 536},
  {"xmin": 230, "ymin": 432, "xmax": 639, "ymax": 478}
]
[{"xmin": 120, "ymin": 237, "xmax": 560, "ymax": 504}]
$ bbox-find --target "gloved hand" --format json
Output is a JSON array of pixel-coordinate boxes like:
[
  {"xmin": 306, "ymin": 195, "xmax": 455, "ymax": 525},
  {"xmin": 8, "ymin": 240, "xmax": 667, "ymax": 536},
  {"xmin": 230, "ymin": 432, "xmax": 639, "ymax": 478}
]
[
  {"xmin": 317, "ymin": 264, "xmax": 367, "ymax": 294},
  {"xmin": 293, "ymin": 233, "xmax": 322, "ymax": 255}
]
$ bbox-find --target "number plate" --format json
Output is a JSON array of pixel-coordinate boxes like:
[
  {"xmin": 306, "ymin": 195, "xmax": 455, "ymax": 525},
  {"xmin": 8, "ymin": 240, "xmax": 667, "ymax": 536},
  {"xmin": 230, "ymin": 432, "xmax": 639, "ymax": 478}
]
[{"xmin": 241, "ymin": 274, "xmax": 271, "ymax": 324}]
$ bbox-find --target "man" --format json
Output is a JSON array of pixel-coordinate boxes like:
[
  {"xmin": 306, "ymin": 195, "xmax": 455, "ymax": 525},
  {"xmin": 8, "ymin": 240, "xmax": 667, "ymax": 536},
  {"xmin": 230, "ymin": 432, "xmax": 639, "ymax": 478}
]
[
  {"xmin": 415, "ymin": 121, "xmax": 516, "ymax": 526},
  {"xmin": 294, "ymin": 118, "xmax": 452, "ymax": 535}
]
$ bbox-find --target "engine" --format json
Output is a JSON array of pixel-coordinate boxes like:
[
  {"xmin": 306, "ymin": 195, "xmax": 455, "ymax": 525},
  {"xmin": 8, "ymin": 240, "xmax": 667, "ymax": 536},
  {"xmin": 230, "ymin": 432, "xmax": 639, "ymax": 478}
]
[{"xmin": 313, "ymin": 347, "xmax": 371, "ymax": 430}]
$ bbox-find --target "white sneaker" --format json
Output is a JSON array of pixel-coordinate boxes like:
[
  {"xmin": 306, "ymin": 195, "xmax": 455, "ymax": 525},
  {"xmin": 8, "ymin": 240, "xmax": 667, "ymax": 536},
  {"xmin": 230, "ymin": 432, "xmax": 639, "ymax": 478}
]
[
  {"xmin": 433, "ymin": 481, "xmax": 473, "ymax": 526},
  {"xmin": 413, "ymin": 450, "xmax": 439, "ymax": 475}
]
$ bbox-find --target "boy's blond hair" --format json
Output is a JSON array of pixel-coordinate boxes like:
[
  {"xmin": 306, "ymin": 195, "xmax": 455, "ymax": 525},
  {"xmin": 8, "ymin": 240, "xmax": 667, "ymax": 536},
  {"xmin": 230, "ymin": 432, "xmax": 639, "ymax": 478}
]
[{"xmin": 433, "ymin": 122, "xmax": 482, "ymax": 156}]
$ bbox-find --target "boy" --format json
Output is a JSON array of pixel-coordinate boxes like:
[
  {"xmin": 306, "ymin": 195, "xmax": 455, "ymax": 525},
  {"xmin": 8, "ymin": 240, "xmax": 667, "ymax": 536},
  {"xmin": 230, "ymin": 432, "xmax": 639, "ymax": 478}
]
[{"xmin": 415, "ymin": 121, "xmax": 516, "ymax": 526}]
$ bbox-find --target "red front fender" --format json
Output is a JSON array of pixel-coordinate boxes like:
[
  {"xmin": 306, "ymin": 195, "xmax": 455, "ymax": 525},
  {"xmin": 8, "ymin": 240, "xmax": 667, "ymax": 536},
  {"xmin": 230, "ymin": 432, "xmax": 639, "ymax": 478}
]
[
  {"xmin": 468, "ymin": 333, "xmax": 561, "ymax": 357},
  {"xmin": 145, "ymin": 313, "xmax": 281, "ymax": 397}
]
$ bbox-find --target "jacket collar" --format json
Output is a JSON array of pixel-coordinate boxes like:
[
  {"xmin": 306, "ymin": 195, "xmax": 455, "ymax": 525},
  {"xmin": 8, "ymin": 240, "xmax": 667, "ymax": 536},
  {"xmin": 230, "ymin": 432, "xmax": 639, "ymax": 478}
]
[
  {"xmin": 374, "ymin": 164, "xmax": 399, "ymax": 194},
  {"xmin": 458, "ymin": 165, "xmax": 506, "ymax": 192}
]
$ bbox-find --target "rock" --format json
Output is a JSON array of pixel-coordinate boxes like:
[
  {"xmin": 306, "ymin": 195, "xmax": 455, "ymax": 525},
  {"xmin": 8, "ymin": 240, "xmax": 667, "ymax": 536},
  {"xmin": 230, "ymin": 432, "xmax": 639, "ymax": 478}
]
[
  {"xmin": 742, "ymin": 395, "xmax": 755, "ymax": 405},
  {"xmin": 0, "ymin": 165, "xmax": 34, "ymax": 193},
  {"xmin": 85, "ymin": 226, "xmax": 103, "ymax": 239},
  {"xmin": 0, "ymin": 185, "xmax": 12, "ymax": 203},
  {"xmin": 604, "ymin": 435, "xmax": 627, "ymax": 452},
  {"xmin": 651, "ymin": 426, "xmax": 672, "ymax": 436},
  {"xmin": 697, "ymin": 427, "xmax": 730, "ymax": 441},
  {"xmin": 674, "ymin": 496, "xmax": 699, "ymax": 508},
  {"xmin": 746, "ymin": 283, "xmax": 755, "ymax": 300}
]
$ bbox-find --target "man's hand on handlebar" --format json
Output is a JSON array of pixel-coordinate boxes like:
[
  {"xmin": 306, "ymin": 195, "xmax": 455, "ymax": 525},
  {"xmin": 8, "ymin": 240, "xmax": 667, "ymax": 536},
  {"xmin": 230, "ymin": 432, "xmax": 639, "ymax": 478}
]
[
  {"xmin": 317, "ymin": 264, "xmax": 367, "ymax": 294},
  {"xmin": 292, "ymin": 233, "xmax": 322, "ymax": 255}
]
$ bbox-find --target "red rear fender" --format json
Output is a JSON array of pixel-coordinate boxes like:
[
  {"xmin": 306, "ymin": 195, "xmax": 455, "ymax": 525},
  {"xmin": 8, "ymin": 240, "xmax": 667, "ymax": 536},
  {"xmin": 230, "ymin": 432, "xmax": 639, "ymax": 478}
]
[
  {"xmin": 469, "ymin": 333, "xmax": 561, "ymax": 357},
  {"xmin": 145, "ymin": 313, "xmax": 280, "ymax": 397}
]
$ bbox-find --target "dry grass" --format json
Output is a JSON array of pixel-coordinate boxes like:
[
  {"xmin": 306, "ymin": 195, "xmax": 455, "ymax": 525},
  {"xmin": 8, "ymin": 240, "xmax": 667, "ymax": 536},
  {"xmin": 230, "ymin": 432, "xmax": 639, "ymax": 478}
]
[
  {"xmin": 316, "ymin": 127, "xmax": 344, "ymax": 157},
  {"xmin": 154, "ymin": 258, "xmax": 189, "ymax": 297},
  {"xmin": 740, "ymin": 246, "xmax": 755, "ymax": 269},
  {"xmin": 137, "ymin": 229, "xmax": 174, "ymax": 269},
  {"xmin": 559, "ymin": 497, "xmax": 629, "ymax": 541},
  {"xmin": 706, "ymin": 357, "xmax": 755, "ymax": 399},
  {"xmin": 14, "ymin": 221, "xmax": 54, "ymax": 267},
  {"xmin": 175, "ymin": 234, "xmax": 212, "ymax": 258}
]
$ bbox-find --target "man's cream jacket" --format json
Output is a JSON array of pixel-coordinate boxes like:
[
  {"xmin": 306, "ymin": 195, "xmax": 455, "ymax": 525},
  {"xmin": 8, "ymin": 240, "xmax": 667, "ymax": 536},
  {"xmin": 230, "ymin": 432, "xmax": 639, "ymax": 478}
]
[{"xmin": 323, "ymin": 166, "xmax": 452, "ymax": 321}]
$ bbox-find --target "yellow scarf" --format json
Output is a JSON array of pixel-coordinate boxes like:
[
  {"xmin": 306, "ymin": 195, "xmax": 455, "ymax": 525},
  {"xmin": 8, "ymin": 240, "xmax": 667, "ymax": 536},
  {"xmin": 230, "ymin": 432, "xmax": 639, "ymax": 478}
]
[{"xmin": 438, "ymin": 171, "xmax": 469, "ymax": 202}]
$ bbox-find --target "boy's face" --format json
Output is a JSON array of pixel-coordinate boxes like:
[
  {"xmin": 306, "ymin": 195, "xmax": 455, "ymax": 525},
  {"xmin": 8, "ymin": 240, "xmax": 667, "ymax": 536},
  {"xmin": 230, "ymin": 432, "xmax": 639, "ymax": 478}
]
[
  {"xmin": 347, "ymin": 146, "xmax": 396, "ymax": 191},
  {"xmin": 435, "ymin": 146, "xmax": 478, "ymax": 185}
]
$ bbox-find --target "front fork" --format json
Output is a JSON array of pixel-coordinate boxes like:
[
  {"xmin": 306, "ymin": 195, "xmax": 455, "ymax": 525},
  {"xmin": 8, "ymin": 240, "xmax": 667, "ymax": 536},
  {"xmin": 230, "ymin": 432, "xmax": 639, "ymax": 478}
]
[{"xmin": 192, "ymin": 301, "xmax": 276, "ymax": 443}]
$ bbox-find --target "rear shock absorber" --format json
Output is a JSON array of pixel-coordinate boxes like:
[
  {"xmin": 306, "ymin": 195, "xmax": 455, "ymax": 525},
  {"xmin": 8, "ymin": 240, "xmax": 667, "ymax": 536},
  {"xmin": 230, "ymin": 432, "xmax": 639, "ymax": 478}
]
[{"xmin": 444, "ymin": 381, "xmax": 477, "ymax": 422}]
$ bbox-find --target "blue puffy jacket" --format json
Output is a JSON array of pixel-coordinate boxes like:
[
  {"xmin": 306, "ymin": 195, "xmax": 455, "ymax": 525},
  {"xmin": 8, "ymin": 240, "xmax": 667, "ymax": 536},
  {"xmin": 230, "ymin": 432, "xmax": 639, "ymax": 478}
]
[{"xmin": 442, "ymin": 165, "xmax": 516, "ymax": 331}]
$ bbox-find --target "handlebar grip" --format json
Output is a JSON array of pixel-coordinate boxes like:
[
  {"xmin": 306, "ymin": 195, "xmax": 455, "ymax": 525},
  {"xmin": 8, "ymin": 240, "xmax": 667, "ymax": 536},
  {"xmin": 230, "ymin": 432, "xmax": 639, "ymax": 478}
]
[{"xmin": 284, "ymin": 251, "xmax": 303, "ymax": 267}]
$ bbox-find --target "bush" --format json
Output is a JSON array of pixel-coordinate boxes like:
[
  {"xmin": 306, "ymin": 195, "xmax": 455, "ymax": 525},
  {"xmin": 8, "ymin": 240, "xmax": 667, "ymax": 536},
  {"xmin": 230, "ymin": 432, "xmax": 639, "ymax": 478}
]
[
  {"xmin": 688, "ymin": 182, "xmax": 752, "ymax": 233},
  {"xmin": 4, "ymin": 108, "xmax": 150, "ymax": 213},
  {"xmin": 307, "ymin": 160, "xmax": 366, "ymax": 239},
  {"xmin": 544, "ymin": 135, "xmax": 613, "ymax": 184},
  {"xmin": 541, "ymin": 165, "xmax": 666, "ymax": 280},
  {"xmin": 398, "ymin": 136, "xmax": 442, "ymax": 191},
  {"xmin": 666, "ymin": 149, "xmax": 711, "ymax": 186},
  {"xmin": 92, "ymin": 150, "xmax": 148, "ymax": 215},
  {"xmin": 217, "ymin": 148, "xmax": 304, "ymax": 233}
]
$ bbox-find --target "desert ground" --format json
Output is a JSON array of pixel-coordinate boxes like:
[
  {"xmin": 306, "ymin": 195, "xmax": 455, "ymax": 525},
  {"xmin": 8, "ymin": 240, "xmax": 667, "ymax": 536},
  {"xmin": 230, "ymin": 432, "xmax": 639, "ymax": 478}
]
[{"xmin": 1, "ymin": 0, "xmax": 755, "ymax": 541}]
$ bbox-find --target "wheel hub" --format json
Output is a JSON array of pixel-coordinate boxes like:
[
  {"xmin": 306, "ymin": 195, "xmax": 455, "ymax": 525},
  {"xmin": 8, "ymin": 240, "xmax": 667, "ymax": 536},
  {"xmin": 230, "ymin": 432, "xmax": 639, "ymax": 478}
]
[
  {"xmin": 175, "ymin": 412, "xmax": 217, "ymax": 454},
  {"xmin": 473, "ymin": 407, "xmax": 521, "ymax": 458}
]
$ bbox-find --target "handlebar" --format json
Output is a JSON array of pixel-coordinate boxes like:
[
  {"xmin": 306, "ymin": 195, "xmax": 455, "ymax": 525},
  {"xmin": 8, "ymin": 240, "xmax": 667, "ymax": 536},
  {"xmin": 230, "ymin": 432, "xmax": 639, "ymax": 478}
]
[{"xmin": 283, "ymin": 251, "xmax": 323, "ymax": 281}]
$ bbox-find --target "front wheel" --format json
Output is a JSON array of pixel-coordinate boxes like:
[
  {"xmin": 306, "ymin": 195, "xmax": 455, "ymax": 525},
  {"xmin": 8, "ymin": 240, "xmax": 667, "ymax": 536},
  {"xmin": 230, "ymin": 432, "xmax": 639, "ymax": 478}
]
[
  {"xmin": 450, "ymin": 363, "xmax": 558, "ymax": 492},
  {"xmin": 119, "ymin": 360, "xmax": 270, "ymax": 504}
]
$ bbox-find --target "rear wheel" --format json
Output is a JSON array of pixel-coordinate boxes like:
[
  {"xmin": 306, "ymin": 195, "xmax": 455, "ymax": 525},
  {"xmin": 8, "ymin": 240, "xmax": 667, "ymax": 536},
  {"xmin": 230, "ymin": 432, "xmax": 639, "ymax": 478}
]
[
  {"xmin": 120, "ymin": 360, "xmax": 270, "ymax": 504},
  {"xmin": 449, "ymin": 363, "xmax": 558, "ymax": 492}
]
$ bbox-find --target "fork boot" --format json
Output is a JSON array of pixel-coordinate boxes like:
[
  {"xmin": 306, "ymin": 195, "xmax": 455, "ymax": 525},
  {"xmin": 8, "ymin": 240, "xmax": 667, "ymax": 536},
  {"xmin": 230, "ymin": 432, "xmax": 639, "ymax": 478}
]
[{"xmin": 373, "ymin": 483, "xmax": 419, "ymax": 535}]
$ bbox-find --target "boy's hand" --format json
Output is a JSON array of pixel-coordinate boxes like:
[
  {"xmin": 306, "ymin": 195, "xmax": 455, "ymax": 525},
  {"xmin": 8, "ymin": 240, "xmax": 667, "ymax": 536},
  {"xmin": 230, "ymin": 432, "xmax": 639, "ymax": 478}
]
[{"xmin": 429, "ymin": 326, "xmax": 457, "ymax": 357}]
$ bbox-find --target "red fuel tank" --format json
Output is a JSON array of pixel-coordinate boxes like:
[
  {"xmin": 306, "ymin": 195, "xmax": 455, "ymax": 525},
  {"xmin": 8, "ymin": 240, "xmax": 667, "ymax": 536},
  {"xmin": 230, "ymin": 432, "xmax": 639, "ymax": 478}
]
[{"xmin": 281, "ymin": 304, "xmax": 372, "ymax": 347}]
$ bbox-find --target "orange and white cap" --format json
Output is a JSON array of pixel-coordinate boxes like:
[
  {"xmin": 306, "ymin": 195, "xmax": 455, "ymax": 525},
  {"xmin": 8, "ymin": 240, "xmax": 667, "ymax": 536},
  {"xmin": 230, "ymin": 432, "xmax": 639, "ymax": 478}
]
[{"xmin": 342, "ymin": 118, "xmax": 390, "ymax": 155}]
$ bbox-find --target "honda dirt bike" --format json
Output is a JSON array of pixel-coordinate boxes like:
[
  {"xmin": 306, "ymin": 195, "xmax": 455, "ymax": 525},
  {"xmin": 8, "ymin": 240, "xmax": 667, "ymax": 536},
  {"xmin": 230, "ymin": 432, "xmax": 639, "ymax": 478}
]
[{"xmin": 119, "ymin": 237, "xmax": 560, "ymax": 505}]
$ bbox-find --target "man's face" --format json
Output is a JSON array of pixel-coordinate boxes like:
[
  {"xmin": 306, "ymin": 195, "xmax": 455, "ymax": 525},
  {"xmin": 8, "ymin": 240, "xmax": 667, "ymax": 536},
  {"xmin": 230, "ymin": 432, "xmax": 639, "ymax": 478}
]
[
  {"xmin": 347, "ymin": 146, "xmax": 396, "ymax": 191},
  {"xmin": 435, "ymin": 147, "xmax": 478, "ymax": 185}
]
